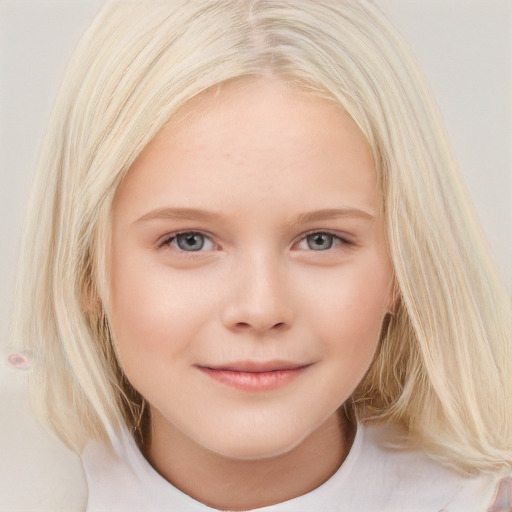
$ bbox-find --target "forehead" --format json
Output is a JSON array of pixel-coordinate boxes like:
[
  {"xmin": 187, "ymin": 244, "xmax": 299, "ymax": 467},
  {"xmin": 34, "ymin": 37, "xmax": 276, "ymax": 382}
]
[{"xmin": 113, "ymin": 77, "xmax": 377, "ymax": 222}]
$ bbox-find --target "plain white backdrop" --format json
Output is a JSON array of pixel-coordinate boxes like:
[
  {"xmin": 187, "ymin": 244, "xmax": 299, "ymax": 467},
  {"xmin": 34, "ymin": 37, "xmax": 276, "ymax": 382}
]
[
  {"xmin": 0, "ymin": 2, "xmax": 510, "ymax": 510},
  {"xmin": 1, "ymin": 0, "xmax": 511, "ymax": 347}
]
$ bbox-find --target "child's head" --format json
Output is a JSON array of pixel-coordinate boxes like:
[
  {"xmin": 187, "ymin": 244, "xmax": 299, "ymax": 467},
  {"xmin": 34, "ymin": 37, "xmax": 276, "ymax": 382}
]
[
  {"xmin": 108, "ymin": 76, "xmax": 393, "ymax": 459},
  {"xmin": 13, "ymin": 0, "xmax": 511, "ymax": 473}
]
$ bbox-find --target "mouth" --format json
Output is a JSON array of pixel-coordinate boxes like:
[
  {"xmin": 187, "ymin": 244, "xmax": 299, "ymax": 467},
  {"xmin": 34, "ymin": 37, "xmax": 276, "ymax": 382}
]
[{"xmin": 196, "ymin": 361, "xmax": 312, "ymax": 392}]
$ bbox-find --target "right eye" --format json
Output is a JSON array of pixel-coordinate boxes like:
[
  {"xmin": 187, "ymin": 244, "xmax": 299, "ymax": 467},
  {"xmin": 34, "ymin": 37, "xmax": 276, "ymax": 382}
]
[{"xmin": 161, "ymin": 232, "xmax": 217, "ymax": 252}]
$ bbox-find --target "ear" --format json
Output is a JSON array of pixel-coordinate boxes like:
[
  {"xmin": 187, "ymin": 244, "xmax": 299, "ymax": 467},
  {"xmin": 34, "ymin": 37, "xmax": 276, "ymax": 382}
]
[
  {"xmin": 385, "ymin": 279, "xmax": 399, "ymax": 316},
  {"xmin": 81, "ymin": 280, "xmax": 102, "ymax": 315}
]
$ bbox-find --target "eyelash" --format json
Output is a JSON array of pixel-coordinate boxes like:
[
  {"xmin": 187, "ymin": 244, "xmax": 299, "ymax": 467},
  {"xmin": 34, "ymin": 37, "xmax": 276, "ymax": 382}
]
[
  {"xmin": 158, "ymin": 230, "xmax": 355, "ymax": 254},
  {"xmin": 159, "ymin": 231, "xmax": 217, "ymax": 254},
  {"xmin": 297, "ymin": 230, "xmax": 355, "ymax": 251}
]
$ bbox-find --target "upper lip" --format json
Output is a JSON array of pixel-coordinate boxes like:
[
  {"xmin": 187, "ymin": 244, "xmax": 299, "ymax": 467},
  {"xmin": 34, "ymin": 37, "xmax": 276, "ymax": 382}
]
[{"xmin": 199, "ymin": 360, "xmax": 311, "ymax": 373}]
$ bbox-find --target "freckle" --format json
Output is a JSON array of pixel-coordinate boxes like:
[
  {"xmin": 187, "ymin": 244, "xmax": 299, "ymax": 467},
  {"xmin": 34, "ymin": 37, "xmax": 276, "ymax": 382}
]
[{"xmin": 6, "ymin": 353, "xmax": 31, "ymax": 370}]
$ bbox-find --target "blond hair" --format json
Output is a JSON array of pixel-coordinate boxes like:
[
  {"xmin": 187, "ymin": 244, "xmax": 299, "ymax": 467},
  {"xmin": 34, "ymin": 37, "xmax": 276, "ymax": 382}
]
[{"xmin": 11, "ymin": 0, "xmax": 511, "ymax": 474}]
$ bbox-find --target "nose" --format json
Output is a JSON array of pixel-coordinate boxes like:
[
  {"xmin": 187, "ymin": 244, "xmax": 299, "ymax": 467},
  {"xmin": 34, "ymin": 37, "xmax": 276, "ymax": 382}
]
[{"xmin": 220, "ymin": 253, "xmax": 295, "ymax": 334}]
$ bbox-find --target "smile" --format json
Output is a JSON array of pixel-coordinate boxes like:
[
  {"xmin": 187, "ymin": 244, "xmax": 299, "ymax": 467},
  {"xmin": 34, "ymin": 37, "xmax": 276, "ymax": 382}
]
[{"xmin": 196, "ymin": 361, "xmax": 312, "ymax": 392}]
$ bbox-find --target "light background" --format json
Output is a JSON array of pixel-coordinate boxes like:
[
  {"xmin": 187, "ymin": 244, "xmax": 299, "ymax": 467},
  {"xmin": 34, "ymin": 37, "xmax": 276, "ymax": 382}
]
[
  {"xmin": 0, "ymin": 1, "xmax": 510, "ymax": 510},
  {"xmin": 1, "ymin": 1, "xmax": 511, "ymax": 346}
]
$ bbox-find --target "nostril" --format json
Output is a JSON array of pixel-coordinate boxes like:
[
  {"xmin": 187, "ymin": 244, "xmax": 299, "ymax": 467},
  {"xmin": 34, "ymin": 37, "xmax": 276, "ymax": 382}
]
[
  {"xmin": 233, "ymin": 321, "xmax": 287, "ymax": 332},
  {"xmin": 235, "ymin": 322, "xmax": 251, "ymax": 329}
]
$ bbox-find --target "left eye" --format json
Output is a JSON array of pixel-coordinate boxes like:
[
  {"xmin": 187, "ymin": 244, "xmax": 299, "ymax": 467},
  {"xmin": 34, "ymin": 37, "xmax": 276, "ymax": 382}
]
[
  {"xmin": 297, "ymin": 232, "xmax": 349, "ymax": 251},
  {"xmin": 163, "ymin": 232, "xmax": 216, "ymax": 252}
]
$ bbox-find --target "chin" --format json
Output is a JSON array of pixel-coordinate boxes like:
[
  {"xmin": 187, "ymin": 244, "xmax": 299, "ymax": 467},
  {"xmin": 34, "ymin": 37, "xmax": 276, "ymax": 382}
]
[{"xmin": 201, "ymin": 424, "xmax": 311, "ymax": 461}]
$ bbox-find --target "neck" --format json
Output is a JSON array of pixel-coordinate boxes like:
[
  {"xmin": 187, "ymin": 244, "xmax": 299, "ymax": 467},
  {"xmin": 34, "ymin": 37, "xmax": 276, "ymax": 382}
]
[{"xmin": 145, "ymin": 409, "xmax": 355, "ymax": 511}]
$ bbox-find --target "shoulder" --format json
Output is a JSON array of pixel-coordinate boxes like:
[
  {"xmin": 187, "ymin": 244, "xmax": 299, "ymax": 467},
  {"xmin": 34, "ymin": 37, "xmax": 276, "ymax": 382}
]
[
  {"xmin": 81, "ymin": 420, "xmax": 509, "ymax": 512},
  {"xmin": 0, "ymin": 356, "xmax": 87, "ymax": 512},
  {"xmin": 355, "ymin": 422, "xmax": 508, "ymax": 512}
]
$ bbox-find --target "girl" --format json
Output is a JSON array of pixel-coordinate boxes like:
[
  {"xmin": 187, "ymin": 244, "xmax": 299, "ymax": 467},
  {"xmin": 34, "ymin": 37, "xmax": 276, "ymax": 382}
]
[{"xmin": 8, "ymin": 0, "xmax": 512, "ymax": 510}]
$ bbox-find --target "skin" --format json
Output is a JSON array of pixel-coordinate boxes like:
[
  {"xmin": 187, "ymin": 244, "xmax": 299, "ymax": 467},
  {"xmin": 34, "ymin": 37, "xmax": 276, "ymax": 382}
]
[{"xmin": 109, "ymin": 78, "xmax": 393, "ymax": 510}]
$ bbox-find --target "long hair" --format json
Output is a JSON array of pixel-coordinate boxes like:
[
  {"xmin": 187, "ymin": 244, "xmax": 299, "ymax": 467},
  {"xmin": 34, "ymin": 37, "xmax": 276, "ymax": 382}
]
[{"xmin": 11, "ymin": 0, "xmax": 511, "ymax": 474}]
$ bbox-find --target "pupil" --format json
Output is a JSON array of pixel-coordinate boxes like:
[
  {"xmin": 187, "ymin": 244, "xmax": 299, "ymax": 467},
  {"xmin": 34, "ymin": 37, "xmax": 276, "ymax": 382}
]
[
  {"xmin": 177, "ymin": 233, "xmax": 204, "ymax": 251},
  {"xmin": 308, "ymin": 233, "xmax": 333, "ymax": 250}
]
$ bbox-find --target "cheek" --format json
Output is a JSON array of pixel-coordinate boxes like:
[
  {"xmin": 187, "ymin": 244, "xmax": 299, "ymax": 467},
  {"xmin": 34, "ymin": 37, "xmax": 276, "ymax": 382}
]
[
  {"xmin": 297, "ymin": 257, "xmax": 391, "ymax": 356},
  {"xmin": 310, "ymin": 259, "xmax": 390, "ymax": 312},
  {"xmin": 108, "ymin": 252, "xmax": 213, "ymax": 369}
]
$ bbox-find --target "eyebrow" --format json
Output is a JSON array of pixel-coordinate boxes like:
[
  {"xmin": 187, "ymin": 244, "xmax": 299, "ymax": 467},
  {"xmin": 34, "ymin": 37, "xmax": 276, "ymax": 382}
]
[
  {"xmin": 294, "ymin": 208, "xmax": 374, "ymax": 223},
  {"xmin": 135, "ymin": 207, "xmax": 374, "ymax": 224}
]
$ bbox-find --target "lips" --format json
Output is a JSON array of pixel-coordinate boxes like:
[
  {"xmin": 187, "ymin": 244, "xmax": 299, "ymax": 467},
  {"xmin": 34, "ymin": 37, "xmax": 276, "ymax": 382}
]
[
  {"xmin": 203, "ymin": 360, "xmax": 309, "ymax": 372},
  {"xmin": 196, "ymin": 361, "xmax": 312, "ymax": 392}
]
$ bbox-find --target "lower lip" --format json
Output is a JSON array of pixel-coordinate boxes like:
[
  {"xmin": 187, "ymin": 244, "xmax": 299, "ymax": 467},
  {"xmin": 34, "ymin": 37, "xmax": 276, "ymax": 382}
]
[{"xmin": 198, "ymin": 366, "xmax": 307, "ymax": 392}]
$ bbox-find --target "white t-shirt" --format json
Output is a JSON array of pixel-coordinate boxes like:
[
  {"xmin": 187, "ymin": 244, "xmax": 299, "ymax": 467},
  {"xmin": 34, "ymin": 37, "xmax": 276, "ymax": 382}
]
[{"xmin": 81, "ymin": 423, "xmax": 503, "ymax": 511}]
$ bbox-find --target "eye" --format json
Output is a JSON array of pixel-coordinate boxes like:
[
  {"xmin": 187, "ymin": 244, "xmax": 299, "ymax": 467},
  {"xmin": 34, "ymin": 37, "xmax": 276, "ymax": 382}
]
[
  {"xmin": 162, "ymin": 232, "xmax": 216, "ymax": 252},
  {"xmin": 297, "ymin": 232, "xmax": 352, "ymax": 251}
]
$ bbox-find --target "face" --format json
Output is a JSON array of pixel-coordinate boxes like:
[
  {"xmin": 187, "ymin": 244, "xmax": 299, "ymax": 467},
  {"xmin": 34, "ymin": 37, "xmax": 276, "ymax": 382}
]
[{"xmin": 109, "ymin": 79, "xmax": 393, "ymax": 460}]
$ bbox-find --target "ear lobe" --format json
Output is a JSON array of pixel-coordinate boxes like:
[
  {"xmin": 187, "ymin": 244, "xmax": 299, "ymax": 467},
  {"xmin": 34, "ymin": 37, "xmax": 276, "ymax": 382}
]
[
  {"xmin": 81, "ymin": 281, "xmax": 102, "ymax": 315},
  {"xmin": 385, "ymin": 280, "xmax": 399, "ymax": 316}
]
